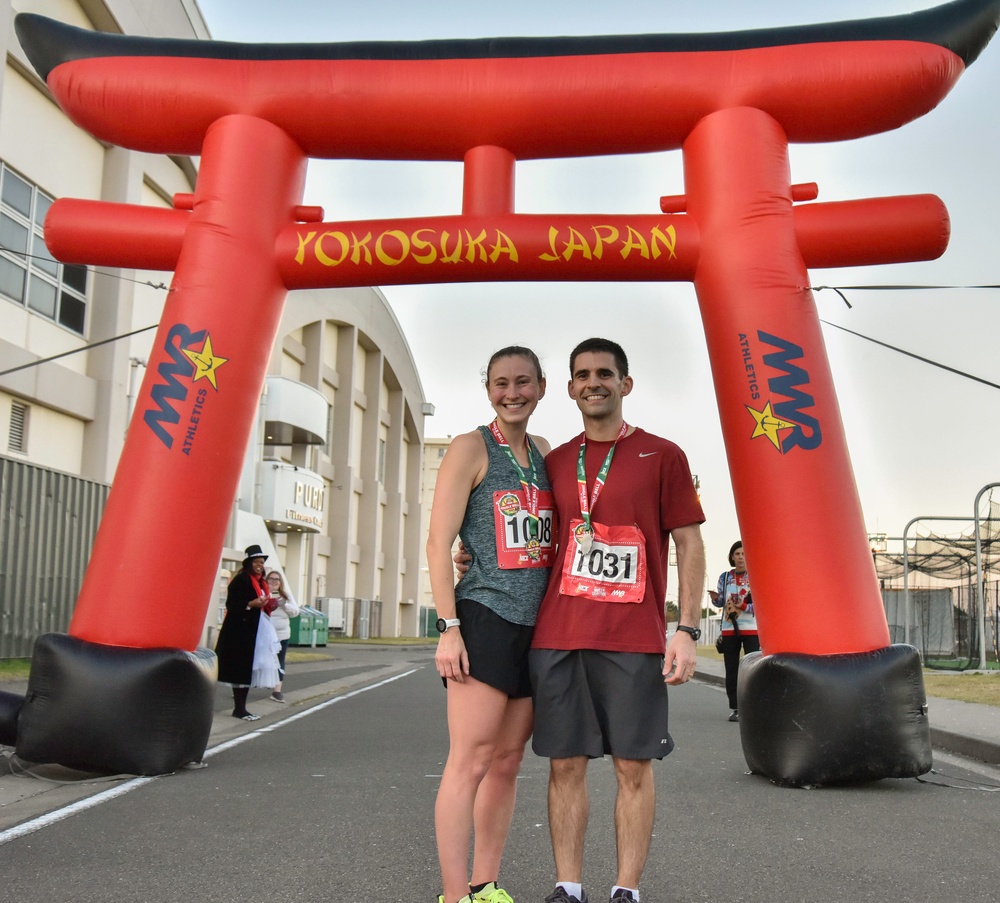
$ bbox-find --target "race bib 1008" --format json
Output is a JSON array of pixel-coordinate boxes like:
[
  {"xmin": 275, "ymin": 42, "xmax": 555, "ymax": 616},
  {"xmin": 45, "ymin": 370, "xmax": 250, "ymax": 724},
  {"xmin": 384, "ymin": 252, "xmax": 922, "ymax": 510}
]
[
  {"xmin": 559, "ymin": 519, "xmax": 646, "ymax": 603},
  {"xmin": 493, "ymin": 489, "xmax": 556, "ymax": 569}
]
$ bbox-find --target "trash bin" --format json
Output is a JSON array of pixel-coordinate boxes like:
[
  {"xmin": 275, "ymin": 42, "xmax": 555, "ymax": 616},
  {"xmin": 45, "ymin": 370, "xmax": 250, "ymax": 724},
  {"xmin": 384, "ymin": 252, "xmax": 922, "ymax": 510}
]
[
  {"xmin": 307, "ymin": 607, "xmax": 329, "ymax": 647},
  {"xmin": 290, "ymin": 608, "xmax": 314, "ymax": 646}
]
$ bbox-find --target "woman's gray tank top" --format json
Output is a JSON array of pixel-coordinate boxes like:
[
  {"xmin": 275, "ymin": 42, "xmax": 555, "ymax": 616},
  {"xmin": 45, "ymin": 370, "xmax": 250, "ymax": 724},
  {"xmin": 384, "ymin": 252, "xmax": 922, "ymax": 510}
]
[{"xmin": 454, "ymin": 425, "xmax": 552, "ymax": 626}]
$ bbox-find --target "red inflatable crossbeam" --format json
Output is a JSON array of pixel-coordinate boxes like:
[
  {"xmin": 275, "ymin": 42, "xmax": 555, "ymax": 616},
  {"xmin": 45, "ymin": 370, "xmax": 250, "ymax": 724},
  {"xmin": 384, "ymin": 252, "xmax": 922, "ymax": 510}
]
[
  {"xmin": 14, "ymin": 1, "xmax": 1000, "ymax": 158},
  {"xmin": 44, "ymin": 195, "xmax": 950, "ymax": 285}
]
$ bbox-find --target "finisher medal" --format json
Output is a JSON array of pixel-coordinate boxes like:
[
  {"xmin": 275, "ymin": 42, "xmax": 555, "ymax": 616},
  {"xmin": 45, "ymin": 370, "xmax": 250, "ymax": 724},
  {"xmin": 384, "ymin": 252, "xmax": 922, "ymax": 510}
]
[{"xmin": 575, "ymin": 524, "xmax": 594, "ymax": 555}]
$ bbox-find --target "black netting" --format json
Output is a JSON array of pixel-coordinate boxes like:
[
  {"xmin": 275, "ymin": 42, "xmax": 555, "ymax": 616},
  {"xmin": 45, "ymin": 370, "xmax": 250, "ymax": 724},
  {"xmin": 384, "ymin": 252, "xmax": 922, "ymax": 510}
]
[{"xmin": 873, "ymin": 494, "xmax": 1000, "ymax": 670}]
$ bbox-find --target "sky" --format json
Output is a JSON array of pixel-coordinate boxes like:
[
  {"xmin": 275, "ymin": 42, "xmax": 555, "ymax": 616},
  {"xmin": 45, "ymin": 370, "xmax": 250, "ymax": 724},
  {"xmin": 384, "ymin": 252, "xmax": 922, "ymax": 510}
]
[{"xmin": 192, "ymin": 0, "xmax": 1000, "ymax": 581}]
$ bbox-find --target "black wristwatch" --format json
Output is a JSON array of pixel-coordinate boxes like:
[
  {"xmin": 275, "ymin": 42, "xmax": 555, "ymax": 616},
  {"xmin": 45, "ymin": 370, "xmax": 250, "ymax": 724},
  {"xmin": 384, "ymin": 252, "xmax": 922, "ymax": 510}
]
[
  {"xmin": 676, "ymin": 625, "xmax": 702, "ymax": 641},
  {"xmin": 436, "ymin": 617, "xmax": 461, "ymax": 633}
]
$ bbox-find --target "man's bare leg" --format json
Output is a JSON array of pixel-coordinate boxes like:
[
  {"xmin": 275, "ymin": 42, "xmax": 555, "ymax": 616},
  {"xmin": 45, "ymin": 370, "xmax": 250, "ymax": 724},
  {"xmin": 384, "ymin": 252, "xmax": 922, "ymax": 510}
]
[
  {"xmin": 548, "ymin": 756, "xmax": 590, "ymax": 883},
  {"xmin": 612, "ymin": 757, "xmax": 655, "ymax": 889}
]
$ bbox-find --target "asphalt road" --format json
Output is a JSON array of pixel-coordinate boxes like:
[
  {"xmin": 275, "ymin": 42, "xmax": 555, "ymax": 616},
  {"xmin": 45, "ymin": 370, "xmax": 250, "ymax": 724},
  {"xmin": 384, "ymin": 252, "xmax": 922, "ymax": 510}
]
[{"xmin": 1, "ymin": 645, "xmax": 998, "ymax": 903}]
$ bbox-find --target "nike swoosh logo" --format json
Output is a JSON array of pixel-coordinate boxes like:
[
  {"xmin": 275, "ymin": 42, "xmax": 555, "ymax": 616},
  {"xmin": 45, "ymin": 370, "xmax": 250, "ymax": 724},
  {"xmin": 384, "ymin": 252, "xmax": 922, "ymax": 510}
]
[{"xmin": 639, "ymin": 452, "xmax": 657, "ymax": 458}]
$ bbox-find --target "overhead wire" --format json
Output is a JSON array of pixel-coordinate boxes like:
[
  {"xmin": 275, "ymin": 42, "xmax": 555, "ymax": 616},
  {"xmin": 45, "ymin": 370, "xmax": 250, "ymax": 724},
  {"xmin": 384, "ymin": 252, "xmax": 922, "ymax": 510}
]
[
  {"xmin": 812, "ymin": 283, "xmax": 1000, "ymax": 392},
  {"xmin": 0, "ymin": 248, "xmax": 167, "ymax": 378},
  {"xmin": 1, "ymin": 250, "xmax": 998, "ymax": 392}
]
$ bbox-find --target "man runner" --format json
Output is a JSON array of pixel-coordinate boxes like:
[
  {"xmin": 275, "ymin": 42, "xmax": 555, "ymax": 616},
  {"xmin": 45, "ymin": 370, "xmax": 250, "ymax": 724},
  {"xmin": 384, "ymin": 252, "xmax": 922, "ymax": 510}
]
[{"xmin": 530, "ymin": 337, "xmax": 706, "ymax": 903}]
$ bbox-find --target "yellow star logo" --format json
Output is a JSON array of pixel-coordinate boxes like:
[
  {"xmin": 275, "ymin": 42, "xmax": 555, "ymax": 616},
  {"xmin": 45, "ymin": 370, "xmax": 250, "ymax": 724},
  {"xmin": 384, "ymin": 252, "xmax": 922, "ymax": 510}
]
[
  {"xmin": 183, "ymin": 334, "xmax": 228, "ymax": 390},
  {"xmin": 746, "ymin": 401, "xmax": 796, "ymax": 451}
]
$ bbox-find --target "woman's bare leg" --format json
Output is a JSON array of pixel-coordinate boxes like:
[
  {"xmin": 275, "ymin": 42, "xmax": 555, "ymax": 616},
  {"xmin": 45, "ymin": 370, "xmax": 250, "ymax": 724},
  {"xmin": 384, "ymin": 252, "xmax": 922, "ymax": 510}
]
[
  {"xmin": 435, "ymin": 677, "xmax": 510, "ymax": 903},
  {"xmin": 470, "ymin": 695, "xmax": 533, "ymax": 886}
]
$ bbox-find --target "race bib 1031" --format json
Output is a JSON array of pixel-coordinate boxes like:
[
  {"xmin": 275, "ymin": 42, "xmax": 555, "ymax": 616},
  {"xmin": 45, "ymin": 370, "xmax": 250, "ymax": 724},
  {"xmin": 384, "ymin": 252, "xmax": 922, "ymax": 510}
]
[{"xmin": 559, "ymin": 519, "xmax": 646, "ymax": 602}]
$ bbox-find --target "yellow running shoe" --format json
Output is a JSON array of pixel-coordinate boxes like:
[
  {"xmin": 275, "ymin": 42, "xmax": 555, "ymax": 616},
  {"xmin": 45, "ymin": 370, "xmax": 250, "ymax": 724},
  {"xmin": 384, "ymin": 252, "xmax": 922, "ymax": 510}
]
[{"xmin": 472, "ymin": 883, "xmax": 514, "ymax": 903}]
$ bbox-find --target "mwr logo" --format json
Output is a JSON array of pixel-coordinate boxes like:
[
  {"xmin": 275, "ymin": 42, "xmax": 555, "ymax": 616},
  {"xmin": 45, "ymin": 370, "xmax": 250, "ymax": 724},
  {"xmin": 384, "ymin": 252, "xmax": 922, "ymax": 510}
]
[
  {"xmin": 144, "ymin": 324, "xmax": 228, "ymax": 450},
  {"xmin": 744, "ymin": 331, "xmax": 822, "ymax": 453}
]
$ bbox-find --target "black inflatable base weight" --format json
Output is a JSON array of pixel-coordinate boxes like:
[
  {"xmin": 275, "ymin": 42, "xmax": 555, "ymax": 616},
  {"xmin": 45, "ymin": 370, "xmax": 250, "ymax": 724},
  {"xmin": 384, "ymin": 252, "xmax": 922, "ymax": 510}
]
[
  {"xmin": 738, "ymin": 644, "xmax": 932, "ymax": 786},
  {"xmin": 0, "ymin": 690, "xmax": 22, "ymax": 746},
  {"xmin": 15, "ymin": 633, "xmax": 217, "ymax": 775}
]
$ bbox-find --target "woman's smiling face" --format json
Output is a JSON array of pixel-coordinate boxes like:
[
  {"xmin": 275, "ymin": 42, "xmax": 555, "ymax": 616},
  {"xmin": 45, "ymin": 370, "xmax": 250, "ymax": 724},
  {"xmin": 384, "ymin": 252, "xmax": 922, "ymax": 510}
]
[{"xmin": 486, "ymin": 354, "xmax": 546, "ymax": 427}]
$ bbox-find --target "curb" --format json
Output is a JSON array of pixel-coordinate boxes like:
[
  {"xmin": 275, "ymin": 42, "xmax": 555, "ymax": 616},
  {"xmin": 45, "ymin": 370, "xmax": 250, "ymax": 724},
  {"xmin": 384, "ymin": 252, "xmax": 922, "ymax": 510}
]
[
  {"xmin": 693, "ymin": 669, "xmax": 725, "ymax": 689},
  {"xmin": 928, "ymin": 728, "xmax": 1000, "ymax": 766}
]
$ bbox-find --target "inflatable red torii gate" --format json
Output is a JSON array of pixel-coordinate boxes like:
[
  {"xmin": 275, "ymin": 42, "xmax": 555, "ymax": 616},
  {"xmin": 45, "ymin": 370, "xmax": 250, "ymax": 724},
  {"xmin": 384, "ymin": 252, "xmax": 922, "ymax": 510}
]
[{"xmin": 2, "ymin": 0, "xmax": 997, "ymax": 782}]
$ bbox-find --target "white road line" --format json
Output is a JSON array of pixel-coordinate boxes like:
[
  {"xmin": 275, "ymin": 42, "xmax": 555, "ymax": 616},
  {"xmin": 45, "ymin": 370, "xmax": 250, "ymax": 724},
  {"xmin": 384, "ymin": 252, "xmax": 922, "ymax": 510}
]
[{"xmin": 0, "ymin": 668, "xmax": 420, "ymax": 847}]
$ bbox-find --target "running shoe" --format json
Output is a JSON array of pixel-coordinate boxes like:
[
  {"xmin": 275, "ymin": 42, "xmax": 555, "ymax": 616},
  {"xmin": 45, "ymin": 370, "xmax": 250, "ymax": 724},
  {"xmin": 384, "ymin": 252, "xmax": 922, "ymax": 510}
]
[
  {"xmin": 609, "ymin": 892, "xmax": 636, "ymax": 903},
  {"xmin": 270, "ymin": 691, "xmax": 286, "ymax": 703},
  {"xmin": 545, "ymin": 888, "xmax": 588, "ymax": 903},
  {"xmin": 473, "ymin": 883, "xmax": 514, "ymax": 903}
]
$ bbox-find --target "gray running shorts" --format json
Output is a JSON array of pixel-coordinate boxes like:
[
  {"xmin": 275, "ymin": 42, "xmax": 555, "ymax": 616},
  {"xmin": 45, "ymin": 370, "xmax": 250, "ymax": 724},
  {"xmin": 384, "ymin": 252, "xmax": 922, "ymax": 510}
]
[{"xmin": 529, "ymin": 648, "xmax": 674, "ymax": 760}]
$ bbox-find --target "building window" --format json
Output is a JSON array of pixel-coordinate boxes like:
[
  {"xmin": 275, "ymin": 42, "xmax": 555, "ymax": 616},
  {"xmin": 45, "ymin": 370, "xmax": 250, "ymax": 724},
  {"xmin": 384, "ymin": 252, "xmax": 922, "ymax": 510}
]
[
  {"xmin": 378, "ymin": 438, "xmax": 387, "ymax": 483},
  {"xmin": 0, "ymin": 163, "xmax": 88, "ymax": 335},
  {"xmin": 9, "ymin": 400, "xmax": 28, "ymax": 453}
]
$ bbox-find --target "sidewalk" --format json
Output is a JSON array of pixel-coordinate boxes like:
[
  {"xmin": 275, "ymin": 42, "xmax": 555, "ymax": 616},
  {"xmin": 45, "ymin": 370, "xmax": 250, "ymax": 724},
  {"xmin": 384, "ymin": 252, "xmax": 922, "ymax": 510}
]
[{"xmin": 693, "ymin": 655, "xmax": 1000, "ymax": 766}]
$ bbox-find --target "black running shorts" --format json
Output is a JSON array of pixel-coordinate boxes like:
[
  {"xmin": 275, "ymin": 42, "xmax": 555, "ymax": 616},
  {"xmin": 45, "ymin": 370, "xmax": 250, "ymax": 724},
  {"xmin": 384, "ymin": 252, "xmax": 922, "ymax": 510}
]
[
  {"xmin": 529, "ymin": 648, "xmax": 674, "ymax": 759},
  {"xmin": 442, "ymin": 598, "xmax": 533, "ymax": 698}
]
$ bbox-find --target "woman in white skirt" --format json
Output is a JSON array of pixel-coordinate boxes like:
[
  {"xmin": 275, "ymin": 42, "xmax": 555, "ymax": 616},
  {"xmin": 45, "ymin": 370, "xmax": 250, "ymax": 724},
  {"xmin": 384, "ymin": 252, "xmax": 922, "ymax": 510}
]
[{"xmin": 265, "ymin": 570, "xmax": 300, "ymax": 702}]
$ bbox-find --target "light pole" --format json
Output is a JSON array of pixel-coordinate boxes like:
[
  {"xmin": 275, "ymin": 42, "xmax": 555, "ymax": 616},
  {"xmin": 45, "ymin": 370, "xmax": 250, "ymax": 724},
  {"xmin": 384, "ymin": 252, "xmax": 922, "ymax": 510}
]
[{"xmin": 973, "ymin": 483, "xmax": 1000, "ymax": 670}]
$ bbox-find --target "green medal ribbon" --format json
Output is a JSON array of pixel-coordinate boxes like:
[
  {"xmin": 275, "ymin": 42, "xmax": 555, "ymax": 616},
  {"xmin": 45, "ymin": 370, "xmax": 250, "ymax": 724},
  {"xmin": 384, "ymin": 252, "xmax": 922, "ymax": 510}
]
[
  {"xmin": 490, "ymin": 420, "xmax": 540, "ymax": 540},
  {"xmin": 576, "ymin": 421, "xmax": 628, "ymax": 547}
]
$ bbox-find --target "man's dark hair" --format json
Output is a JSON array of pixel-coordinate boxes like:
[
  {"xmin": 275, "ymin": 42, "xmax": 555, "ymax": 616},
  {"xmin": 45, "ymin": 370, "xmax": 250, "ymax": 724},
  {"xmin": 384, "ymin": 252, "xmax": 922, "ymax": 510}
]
[{"xmin": 569, "ymin": 337, "xmax": 628, "ymax": 378}]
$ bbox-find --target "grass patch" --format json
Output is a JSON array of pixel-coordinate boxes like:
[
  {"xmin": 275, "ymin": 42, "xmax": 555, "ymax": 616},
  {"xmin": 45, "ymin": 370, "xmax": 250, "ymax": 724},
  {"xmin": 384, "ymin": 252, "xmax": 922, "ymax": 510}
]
[
  {"xmin": 285, "ymin": 650, "xmax": 336, "ymax": 663},
  {"xmin": 285, "ymin": 635, "xmax": 436, "ymax": 663},
  {"xmin": 0, "ymin": 658, "xmax": 31, "ymax": 681},
  {"xmin": 325, "ymin": 635, "xmax": 437, "ymax": 646},
  {"xmin": 921, "ymin": 671, "xmax": 1000, "ymax": 707},
  {"xmin": 697, "ymin": 644, "xmax": 724, "ymax": 661}
]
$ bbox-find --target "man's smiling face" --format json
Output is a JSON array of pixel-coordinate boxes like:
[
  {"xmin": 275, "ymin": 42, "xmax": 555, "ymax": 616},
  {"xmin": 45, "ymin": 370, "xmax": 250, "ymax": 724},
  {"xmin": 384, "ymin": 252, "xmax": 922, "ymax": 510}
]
[{"xmin": 568, "ymin": 350, "xmax": 632, "ymax": 423}]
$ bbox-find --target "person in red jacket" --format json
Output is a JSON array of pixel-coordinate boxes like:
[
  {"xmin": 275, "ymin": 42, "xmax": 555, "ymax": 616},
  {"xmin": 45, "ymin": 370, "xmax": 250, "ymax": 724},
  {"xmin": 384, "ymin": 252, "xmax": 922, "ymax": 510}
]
[{"xmin": 709, "ymin": 541, "xmax": 759, "ymax": 722}]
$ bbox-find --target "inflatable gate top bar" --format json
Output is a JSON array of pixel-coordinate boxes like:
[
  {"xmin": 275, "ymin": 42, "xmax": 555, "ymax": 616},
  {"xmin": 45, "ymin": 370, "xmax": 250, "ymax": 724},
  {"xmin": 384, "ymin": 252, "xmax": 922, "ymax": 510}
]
[{"xmin": 15, "ymin": 0, "xmax": 1000, "ymax": 160}]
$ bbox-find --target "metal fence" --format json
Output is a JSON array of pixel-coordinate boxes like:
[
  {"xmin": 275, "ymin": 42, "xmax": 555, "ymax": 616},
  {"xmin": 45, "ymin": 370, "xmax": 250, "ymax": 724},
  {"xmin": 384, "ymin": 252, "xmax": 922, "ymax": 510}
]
[
  {"xmin": 0, "ymin": 455, "xmax": 108, "ymax": 658},
  {"xmin": 880, "ymin": 578, "xmax": 999, "ymax": 670}
]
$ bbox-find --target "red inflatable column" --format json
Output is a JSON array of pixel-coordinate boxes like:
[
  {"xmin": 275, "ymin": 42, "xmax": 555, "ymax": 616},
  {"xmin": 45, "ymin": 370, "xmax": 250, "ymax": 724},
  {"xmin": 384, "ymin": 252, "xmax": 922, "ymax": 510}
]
[
  {"xmin": 69, "ymin": 114, "xmax": 307, "ymax": 651},
  {"xmin": 685, "ymin": 108, "xmax": 929, "ymax": 785},
  {"xmin": 684, "ymin": 107, "xmax": 888, "ymax": 655}
]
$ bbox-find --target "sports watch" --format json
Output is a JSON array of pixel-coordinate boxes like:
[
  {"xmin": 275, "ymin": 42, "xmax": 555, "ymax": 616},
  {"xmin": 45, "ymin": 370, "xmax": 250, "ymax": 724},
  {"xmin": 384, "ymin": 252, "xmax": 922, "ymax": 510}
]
[
  {"xmin": 675, "ymin": 625, "xmax": 702, "ymax": 641},
  {"xmin": 436, "ymin": 617, "xmax": 461, "ymax": 633}
]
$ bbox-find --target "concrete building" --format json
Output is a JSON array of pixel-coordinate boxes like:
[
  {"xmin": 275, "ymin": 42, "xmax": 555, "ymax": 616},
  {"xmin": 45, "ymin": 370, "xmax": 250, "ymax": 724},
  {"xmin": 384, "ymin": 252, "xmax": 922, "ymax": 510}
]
[
  {"xmin": 418, "ymin": 436, "xmax": 453, "ymax": 632},
  {"xmin": 0, "ymin": 0, "xmax": 429, "ymax": 656}
]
